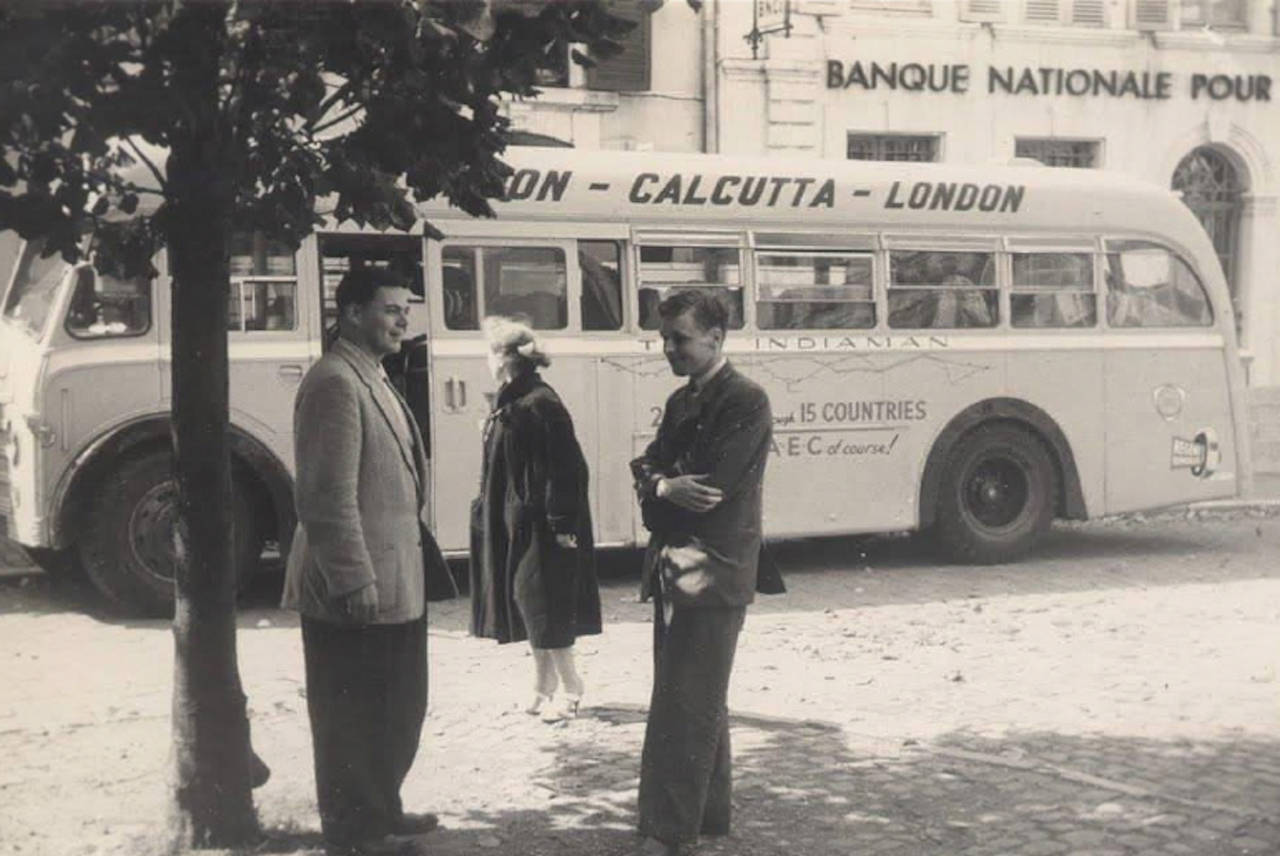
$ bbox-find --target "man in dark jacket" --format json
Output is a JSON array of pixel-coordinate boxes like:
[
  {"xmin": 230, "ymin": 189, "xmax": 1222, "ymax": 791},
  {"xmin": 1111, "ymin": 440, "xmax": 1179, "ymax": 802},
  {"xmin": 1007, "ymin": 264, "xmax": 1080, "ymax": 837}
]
[{"xmin": 630, "ymin": 289, "xmax": 775, "ymax": 856}]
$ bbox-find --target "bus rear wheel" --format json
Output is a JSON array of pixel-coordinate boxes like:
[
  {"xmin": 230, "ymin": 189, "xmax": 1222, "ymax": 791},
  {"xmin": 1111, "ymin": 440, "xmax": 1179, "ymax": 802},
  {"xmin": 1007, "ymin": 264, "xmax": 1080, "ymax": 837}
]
[
  {"xmin": 78, "ymin": 451, "xmax": 262, "ymax": 617},
  {"xmin": 934, "ymin": 424, "xmax": 1058, "ymax": 564}
]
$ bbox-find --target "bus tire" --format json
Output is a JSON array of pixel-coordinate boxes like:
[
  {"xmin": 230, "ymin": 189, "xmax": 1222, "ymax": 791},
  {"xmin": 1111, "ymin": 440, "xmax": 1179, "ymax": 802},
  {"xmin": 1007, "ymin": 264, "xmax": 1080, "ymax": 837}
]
[
  {"xmin": 78, "ymin": 451, "xmax": 261, "ymax": 617},
  {"xmin": 934, "ymin": 423, "xmax": 1058, "ymax": 564}
]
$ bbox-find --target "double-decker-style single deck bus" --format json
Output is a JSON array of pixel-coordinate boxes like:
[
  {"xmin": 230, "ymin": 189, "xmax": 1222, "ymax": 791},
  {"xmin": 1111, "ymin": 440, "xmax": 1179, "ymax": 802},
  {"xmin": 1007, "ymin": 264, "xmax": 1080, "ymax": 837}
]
[{"xmin": 0, "ymin": 148, "xmax": 1250, "ymax": 614}]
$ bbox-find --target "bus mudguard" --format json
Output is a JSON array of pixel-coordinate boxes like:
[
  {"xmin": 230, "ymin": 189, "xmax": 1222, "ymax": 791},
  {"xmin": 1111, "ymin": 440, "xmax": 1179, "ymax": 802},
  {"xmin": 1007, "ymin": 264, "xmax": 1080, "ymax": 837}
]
[
  {"xmin": 49, "ymin": 415, "xmax": 294, "ymax": 554},
  {"xmin": 917, "ymin": 397, "xmax": 1087, "ymax": 530}
]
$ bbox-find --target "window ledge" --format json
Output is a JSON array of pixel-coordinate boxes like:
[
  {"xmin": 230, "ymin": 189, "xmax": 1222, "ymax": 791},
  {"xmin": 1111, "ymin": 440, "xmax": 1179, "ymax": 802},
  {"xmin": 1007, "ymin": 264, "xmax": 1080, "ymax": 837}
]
[
  {"xmin": 1153, "ymin": 31, "xmax": 1280, "ymax": 53},
  {"xmin": 511, "ymin": 87, "xmax": 620, "ymax": 112}
]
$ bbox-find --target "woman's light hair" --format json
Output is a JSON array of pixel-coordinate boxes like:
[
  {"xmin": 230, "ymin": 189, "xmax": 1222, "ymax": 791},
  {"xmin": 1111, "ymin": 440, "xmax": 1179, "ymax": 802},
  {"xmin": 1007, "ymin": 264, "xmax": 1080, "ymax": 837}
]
[{"xmin": 482, "ymin": 315, "xmax": 551, "ymax": 370}]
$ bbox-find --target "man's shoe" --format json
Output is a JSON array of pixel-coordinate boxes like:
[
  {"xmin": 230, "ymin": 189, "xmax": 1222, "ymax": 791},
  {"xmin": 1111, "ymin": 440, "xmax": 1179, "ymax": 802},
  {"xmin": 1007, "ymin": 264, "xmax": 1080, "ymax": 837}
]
[
  {"xmin": 635, "ymin": 835, "xmax": 697, "ymax": 856},
  {"xmin": 249, "ymin": 751, "xmax": 271, "ymax": 789},
  {"xmin": 391, "ymin": 812, "xmax": 440, "ymax": 835},
  {"xmin": 324, "ymin": 834, "xmax": 417, "ymax": 856}
]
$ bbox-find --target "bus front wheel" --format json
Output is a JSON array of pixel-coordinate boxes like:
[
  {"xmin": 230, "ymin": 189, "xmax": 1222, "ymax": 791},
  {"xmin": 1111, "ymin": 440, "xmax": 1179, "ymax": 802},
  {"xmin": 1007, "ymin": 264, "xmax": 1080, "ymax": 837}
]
[
  {"xmin": 934, "ymin": 424, "xmax": 1058, "ymax": 564},
  {"xmin": 78, "ymin": 452, "xmax": 262, "ymax": 617}
]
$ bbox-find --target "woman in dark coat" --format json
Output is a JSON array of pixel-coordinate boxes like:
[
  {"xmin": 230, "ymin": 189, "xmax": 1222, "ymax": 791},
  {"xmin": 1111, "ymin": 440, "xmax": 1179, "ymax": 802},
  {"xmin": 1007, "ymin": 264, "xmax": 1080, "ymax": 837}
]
[{"xmin": 469, "ymin": 316, "xmax": 602, "ymax": 721}]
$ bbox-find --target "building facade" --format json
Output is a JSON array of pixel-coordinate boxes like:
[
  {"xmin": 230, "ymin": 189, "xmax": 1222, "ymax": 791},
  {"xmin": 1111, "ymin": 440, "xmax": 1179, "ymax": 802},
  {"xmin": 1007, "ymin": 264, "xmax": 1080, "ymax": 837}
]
[{"xmin": 505, "ymin": 0, "xmax": 1280, "ymax": 468}]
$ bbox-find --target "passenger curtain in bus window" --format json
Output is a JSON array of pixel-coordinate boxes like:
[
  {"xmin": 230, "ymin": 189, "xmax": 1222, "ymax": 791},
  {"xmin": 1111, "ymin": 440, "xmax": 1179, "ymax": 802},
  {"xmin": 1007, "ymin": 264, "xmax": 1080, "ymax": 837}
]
[
  {"xmin": 230, "ymin": 231, "xmax": 296, "ymax": 277},
  {"xmin": 483, "ymin": 246, "xmax": 568, "ymax": 330},
  {"xmin": 755, "ymin": 251, "xmax": 875, "ymax": 330},
  {"xmin": 442, "ymin": 246, "xmax": 480, "ymax": 330},
  {"xmin": 1010, "ymin": 252, "xmax": 1096, "ymax": 329},
  {"xmin": 1104, "ymin": 242, "xmax": 1213, "ymax": 328},
  {"xmin": 637, "ymin": 245, "xmax": 744, "ymax": 330},
  {"xmin": 228, "ymin": 281, "xmax": 297, "ymax": 332},
  {"xmin": 579, "ymin": 240, "xmax": 623, "ymax": 331},
  {"xmin": 888, "ymin": 251, "xmax": 997, "ymax": 329},
  {"xmin": 66, "ymin": 266, "xmax": 153, "ymax": 338}
]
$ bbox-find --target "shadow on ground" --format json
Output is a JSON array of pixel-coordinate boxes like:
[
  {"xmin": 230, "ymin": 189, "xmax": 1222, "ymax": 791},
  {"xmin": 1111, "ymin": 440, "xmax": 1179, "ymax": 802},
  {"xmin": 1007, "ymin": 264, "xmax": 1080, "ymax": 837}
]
[
  {"xmin": 5, "ymin": 511, "xmax": 1280, "ymax": 625},
  {"xmin": 225, "ymin": 707, "xmax": 1280, "ymax": 856}
]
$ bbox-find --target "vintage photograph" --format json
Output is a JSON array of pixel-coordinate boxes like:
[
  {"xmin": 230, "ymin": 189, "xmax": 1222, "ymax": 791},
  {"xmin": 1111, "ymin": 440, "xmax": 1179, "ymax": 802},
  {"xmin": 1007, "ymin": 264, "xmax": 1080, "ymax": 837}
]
[{"xmin": 1, "ymin": 1, "xmax": 1278, "ymax": 854}]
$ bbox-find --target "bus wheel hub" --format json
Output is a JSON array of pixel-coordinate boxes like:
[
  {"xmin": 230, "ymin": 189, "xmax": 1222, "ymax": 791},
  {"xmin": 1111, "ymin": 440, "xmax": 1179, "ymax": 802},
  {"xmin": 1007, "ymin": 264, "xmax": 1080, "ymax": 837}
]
[{"xmin": 129, "ymin": 481, "xmax": 178, "ymax": 581}]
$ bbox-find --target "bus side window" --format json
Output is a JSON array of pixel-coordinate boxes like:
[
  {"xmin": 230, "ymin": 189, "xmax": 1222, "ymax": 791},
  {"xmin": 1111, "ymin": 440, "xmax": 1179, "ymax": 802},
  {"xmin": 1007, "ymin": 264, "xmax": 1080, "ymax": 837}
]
[
  {"xmin": 229, "ymin": 231, "xmax": 297, "ymax": 333},
  {"xmin": 637, "ymin": 245, "xmax": 744, "ymax": 330},
  {"xmin": 65, "ymin": 265, "xmax": 153, "ymax": 339},
  {"xmin": 1104, "ymin": 242, "xmax": 1213, "ymax": 328},
  {"xmin": 579, "ymin": 240, "xmax": 623, "ymax": 331},
  {"xmin": 755, "ymin": 250, "xmax": 875, "ymax": 330},
  {"xmin": 1010, "ymin": 252, "xmax": 1096, "ymax": 329},
  {"xmin": 482, "ymin": 246, "xmax": 567, "ymax": 329},
  {"xmin": 887, "ymin": 250, "xmax": 997, "ymax": 329},
  {"xmin": 442, "ymin": 247, "xmax": 479, "ymax": 330}
]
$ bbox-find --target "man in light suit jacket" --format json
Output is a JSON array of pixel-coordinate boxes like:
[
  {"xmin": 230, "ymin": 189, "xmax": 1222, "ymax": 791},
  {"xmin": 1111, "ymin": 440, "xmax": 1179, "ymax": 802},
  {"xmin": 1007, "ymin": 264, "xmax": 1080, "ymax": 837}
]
[{"xmin": 282, "ymin": 266, "xmax": 448, "ymax": 856}]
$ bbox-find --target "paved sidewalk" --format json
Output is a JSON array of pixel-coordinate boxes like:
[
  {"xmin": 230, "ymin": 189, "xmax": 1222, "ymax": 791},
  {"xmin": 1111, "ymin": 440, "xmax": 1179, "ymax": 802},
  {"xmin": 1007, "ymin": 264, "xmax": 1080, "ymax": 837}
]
[{"xmin": 3, "ymin": 512, "xmax": 1280, "ymax": 855}]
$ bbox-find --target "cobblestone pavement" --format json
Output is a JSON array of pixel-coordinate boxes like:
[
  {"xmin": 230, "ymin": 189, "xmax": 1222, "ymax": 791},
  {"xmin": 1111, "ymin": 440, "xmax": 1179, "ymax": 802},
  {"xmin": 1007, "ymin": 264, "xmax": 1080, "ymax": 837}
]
[{"xmin": 1, "ymin": 510, "xmax": 1279, "ymax": 855}]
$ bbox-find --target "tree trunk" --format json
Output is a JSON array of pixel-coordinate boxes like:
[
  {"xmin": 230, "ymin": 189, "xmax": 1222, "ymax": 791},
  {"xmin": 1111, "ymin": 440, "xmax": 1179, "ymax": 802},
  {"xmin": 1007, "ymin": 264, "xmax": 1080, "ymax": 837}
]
[{"xmin": 164, "ymin": 6, "xmax": 259, "ymax": 848}]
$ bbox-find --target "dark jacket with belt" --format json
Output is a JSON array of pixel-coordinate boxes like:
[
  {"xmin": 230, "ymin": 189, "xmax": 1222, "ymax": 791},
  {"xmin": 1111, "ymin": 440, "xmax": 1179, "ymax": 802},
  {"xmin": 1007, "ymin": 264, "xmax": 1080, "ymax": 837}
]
[{"xmin": 631, "ymin": 361, "xmax": 782, "ymax": 609}]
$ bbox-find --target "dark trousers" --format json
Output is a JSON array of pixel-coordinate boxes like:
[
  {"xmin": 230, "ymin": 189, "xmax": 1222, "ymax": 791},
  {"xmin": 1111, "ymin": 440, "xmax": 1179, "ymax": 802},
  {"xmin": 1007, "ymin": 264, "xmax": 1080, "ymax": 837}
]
[
  {"xmin": 638, "ymin": 588, "xmax": 746, "ymax": 846},
  {"xmin": 302, "ymin": 616, "xmax": 428, "ymax": 846}
]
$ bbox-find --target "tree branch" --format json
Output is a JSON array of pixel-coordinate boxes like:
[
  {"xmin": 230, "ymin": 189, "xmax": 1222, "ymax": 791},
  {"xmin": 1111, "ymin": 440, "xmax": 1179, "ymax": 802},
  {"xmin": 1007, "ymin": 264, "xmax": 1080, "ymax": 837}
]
[
  {"xmin": 124, "ymin": 136, "xmax": 166, "ymax": 191},
  {"xmin": 309, "ymin": 80, "xmax": 356, "ymax": 130},
  {"xmin": 311, "ymin": 104, "xmax": 364, "ymax": 136}
]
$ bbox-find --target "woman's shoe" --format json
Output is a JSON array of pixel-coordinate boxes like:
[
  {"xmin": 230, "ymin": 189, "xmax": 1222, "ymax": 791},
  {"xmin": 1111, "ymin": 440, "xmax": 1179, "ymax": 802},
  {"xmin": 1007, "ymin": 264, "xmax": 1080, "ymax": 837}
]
[
  {"xmin": 541, "ymin": 693, "xmax": 581, "ymax": 723},
  {"xmin": 525, "ymin": 693, "xmax": 553, "ymax": 716}
]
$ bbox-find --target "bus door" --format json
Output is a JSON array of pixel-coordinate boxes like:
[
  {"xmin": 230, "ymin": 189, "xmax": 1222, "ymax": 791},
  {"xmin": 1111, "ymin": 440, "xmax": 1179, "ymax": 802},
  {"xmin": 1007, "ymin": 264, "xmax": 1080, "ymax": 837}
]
[
  {"xmin": 426, "ymin": 234, "xmax": 606, "ymax": 553},
  {"xmin": 1100, "ymin": 240, "xmax": 1239, "ymax": 511}
]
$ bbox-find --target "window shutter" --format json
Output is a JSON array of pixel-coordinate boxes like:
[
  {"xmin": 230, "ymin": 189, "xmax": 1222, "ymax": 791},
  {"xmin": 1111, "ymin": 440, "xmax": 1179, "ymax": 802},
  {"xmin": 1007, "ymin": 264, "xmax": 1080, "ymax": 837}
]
[
  {"xmin": 1130, "ymin": 0, "xmax": 1175, "ymax": 30},
  {"xmin": 586, "ymin": 0, "xmax": 651, "ymax": 92},
  {"xmin": 959, "ymin": 0, "xmax": 1008, "ymax": 22},
  {"xmin": 1024, "ymin": 0, "xmax": 1060, "ymax": 22},
  {"xmin": 1070, "ymin": 0, "xmax": 1105, "ymax": 25}
]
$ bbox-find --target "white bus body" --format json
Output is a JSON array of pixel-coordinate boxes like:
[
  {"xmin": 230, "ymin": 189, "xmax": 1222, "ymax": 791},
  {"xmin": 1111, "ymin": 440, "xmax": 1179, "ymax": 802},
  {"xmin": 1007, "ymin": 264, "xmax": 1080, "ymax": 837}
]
[{"xmin": 0, "ymin": 148, "xmax": 1250, "ymax": 613}]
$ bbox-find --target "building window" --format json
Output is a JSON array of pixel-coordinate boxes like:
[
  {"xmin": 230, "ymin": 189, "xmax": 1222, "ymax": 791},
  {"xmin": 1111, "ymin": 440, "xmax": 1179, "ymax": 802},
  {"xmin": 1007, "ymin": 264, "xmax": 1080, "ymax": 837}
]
[
  {"xmin": 847, "ymin": 133, "xmax": 940, "ymax": 162},
  {"xmin": 586, "ymin": 0, "xmax": 651, "ymax": 92},
  {"xmin": 536, "ymin": 1, "xmax": 651, "ymax": 92},
  {"xmin": 849, "ymin": 0, "xmax": 932, "ymax": 13},
  {"xmin": 1172, "ymin": 146, "xmax": 1244, "ymax": 333},
  {"xmin": 1023, "ymin": 0, "xmax": 1106, "ymax": 26},
  {"xmin": 1015, "ymin": 138, "xmax": 1100, "ymax": 168},
  {"xmin": 1180, "ymin": 0, "xmax": 1246, "ymax": 29}
]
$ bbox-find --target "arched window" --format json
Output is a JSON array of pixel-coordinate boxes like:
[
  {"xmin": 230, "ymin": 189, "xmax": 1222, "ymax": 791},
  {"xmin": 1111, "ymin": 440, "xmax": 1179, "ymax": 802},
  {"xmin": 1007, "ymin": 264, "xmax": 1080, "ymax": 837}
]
[{"xmin": 1172, "ymin": 147, "xmax": 1244, "ymax": 332}]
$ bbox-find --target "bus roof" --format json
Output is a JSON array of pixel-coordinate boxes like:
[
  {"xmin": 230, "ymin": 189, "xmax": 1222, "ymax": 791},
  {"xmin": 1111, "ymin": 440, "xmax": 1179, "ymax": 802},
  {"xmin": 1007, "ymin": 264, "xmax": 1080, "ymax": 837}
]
[
  {"xmin": 111, "ymin": 140, "xmax": 1214, "ymax": 269},
  {"xmin": 408, "ymin": 146, "xmax": 1208, "ymax": 254}
]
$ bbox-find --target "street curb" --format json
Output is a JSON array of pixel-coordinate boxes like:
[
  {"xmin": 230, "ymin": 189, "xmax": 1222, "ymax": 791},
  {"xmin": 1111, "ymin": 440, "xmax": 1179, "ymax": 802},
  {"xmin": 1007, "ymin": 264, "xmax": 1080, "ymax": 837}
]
[{"xmin": 1186, "ymin": 498, "xmax": 1280, "ymax": 511}]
